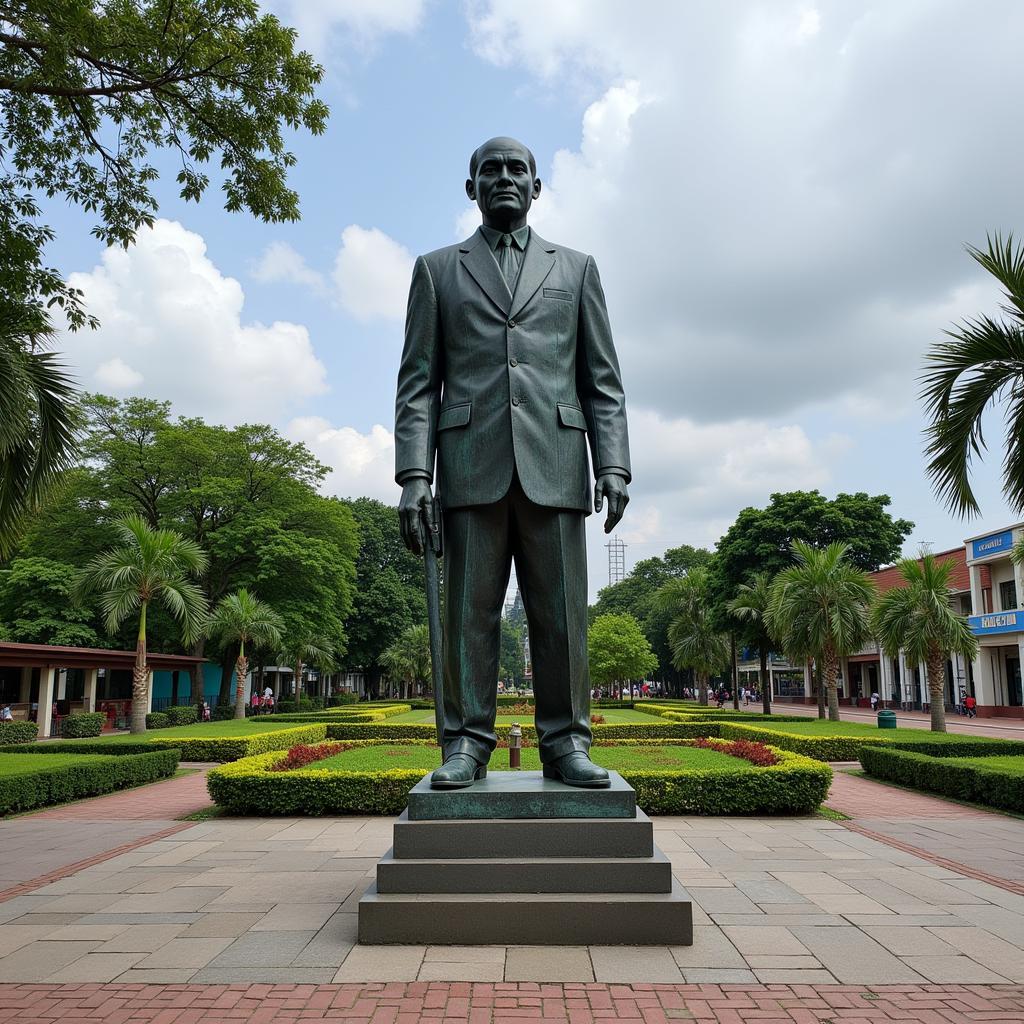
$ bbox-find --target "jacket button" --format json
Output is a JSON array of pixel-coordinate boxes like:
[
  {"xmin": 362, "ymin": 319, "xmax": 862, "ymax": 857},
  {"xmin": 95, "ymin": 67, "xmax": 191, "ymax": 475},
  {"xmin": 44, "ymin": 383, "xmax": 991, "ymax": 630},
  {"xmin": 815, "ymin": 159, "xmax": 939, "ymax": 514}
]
[
  {"xmin": 507, "ymin": 318, "xmax": 516, "ymax": 328},
  {"xmin": 509, "ymin": 358, "xmax": 518, "ymax": 367},
  {"xmin": 512, "ymin": 396, "xmax": 520, "ymax": 406}
]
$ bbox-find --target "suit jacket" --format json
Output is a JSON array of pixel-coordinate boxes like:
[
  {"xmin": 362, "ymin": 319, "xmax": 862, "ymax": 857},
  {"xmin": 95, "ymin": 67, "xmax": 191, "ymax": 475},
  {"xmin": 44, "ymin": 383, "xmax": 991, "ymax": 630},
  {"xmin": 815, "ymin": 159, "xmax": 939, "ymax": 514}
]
[{"xmin": 394, "ymin": 227, "xmax": 631, "ymax": 512}]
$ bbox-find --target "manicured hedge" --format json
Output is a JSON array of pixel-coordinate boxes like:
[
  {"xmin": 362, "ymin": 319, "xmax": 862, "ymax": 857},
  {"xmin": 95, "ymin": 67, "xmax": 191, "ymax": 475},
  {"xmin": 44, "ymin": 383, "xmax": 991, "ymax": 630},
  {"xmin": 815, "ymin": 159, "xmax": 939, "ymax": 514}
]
[
  {"xmin": 146, "ymin": 712, "xmax": 170, "ymax": 729},
  {"xmin": 146, "ymin": 723, "xmax": 328, "ymax": 762},
  {"xmin": 0, "ymin": 722, "xmax": 38, "ymax": 745},
  {"xmin": 165, "ymin": 705, "xmax": 199, "ymax": 726},
  {"xmin": 0, "ymin": 741, "xmax": 159, "ymax": 755},
  {"xmin": 859, "ymin": 746, "xmax": 1024, "ymax": 813},
  {"xmin": 322, "ymin": 721, "xmax": 724, "ymax": 742},
  {"xmin": 61, "ymin": 712, "xmax": 105, "ymax": 738},
  {"xmin": 720, "ymin": 723, "xmax": 1024, "ymax": 762},
  {"xmin": 207, "ymin": 739, "xmax": 830, "ymax": 817},
  {"xmin": 0, "ymin": 749, "xmax": 180, "ymax": 815}
]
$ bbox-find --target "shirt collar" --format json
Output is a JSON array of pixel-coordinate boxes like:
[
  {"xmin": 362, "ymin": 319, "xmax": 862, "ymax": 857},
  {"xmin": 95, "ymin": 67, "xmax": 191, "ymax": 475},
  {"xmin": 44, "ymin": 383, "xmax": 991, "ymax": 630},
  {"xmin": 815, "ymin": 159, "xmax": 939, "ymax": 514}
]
[{"xmin": 479, "ymin": 224, "xmax": 531, "ymax": 251}]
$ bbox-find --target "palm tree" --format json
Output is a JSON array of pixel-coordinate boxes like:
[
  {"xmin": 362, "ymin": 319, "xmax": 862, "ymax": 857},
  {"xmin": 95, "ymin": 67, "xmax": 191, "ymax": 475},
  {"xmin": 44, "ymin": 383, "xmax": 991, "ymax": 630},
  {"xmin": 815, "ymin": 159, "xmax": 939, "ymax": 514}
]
[
  {"xmin": 75, "ymin": 514, "xmax": 208, "ymax": 733},
  {"xmin": 921, "ymin": 233, "xmax": 1024, "ymax": 517},
  {"xmin": 727, "ymin": 571, "xmax": 775, "ymax": 716},
  {"xmin": 281, "ymin": 635, "xmax": 335, "ymax": 705},
  {"xmin": 768, "ymin": 541, "xmax": 875, "ymax": 722},
  {"xmin": 381, "ymin": 624, "xmax": 431, "ymax": 699},
  {"xmin": 871, "ymin": 553, "xmax": 978, "ymax": 732},
  {"xmin": 207, "ymin": 590, "xmax": 284, "ymax": 719},
  {"xmin": 0, "ymin": 302, "xmax": 78, "ymax": 557},
  {"xmin": 654, "ymin": 568, "xmax": 730, "ymax": 705}
]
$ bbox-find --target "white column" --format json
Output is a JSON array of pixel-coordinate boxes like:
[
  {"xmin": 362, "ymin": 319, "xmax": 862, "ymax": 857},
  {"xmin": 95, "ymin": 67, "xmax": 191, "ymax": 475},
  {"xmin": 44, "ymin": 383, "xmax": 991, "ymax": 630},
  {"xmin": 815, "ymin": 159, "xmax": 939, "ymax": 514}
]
[
  {"xmin": 802, "ymin": 662, "xmax": 812, "ymax": 699},
  {"xmin": 19, "ymin": 666, "xmax": 32, "ymax": 704},
  {"xmin": 973, "ymin": 647, "xmax": 997, "ymax": 707},
  {"xmin": 56, "ymin": 669, "xmax": 67, "ymax": 701},
  {"xmin": 38, "ymin": 666, "xmax": 55, "ymax": 739},
  {"xmin": 83, "ymin": 668, "xmax": 99, "ymax": 713},
  {"xmin": 878, "ymin": 656, "xmax": 891, "ymax": 704},
  {"xmin": 969, "ymin": 563, "xmax": 984, "ymax": 615},
  {"xmin": 146, "ymin": 670, "xmax": 154, "ymax": 713},
  {"xmin": 898, "ymin": 651, "xmax": 908, "ymax": 707}
]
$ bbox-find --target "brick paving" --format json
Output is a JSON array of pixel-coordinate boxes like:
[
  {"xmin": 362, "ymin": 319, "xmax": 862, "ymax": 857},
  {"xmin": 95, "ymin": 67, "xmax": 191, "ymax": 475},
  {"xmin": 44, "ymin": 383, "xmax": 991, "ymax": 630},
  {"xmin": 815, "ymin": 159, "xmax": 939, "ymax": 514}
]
[
  {"xmin": 1, "ymin": 981, "xmax": 1023, "ymax": 1022},
  {"xmin": 825, "ymin": 769, "xmax": 992, "ymax": 820}
]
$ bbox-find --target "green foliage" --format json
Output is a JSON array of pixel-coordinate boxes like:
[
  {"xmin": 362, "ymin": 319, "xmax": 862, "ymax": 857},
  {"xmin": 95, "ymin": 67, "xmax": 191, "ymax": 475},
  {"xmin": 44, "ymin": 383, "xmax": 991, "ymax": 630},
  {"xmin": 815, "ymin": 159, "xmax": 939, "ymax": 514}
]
[
  {"xmin": 381, "ymin": 623, "xmax": 432, "ymax": 698},
  {"xmin": 147, "ymin": 723, "xmax": 326, "ymax": 761},
  {"xmin": 500, "ymin": 616, "xmax": 527, "ymax": 687},
  {"xmin": 208, "ymin": 589, "xmax": 283, "ymax": 656},
  {"xmin": 207, "ymin": 741, "xmax": 830, "ymax": 816},
  {"xmin": 61, "ymin": 712, "xmax": 105, "ymax": 738},
  {"xmin": 0, "ymin": 749, "xmax": 179, "ymax": 814},
  {"xmin": 0, "ymin": 721, "xmax": 38, "ymax": 744},
  {"xmin": 0, "ymin": 741, "xmax": 156, "ymax": 754},
  {"xmin": 0, "ymin": 556, "xmax": 107, "ymax": 645},
  {"xmin": 727, "ymin": 570, "xmax": 775, "ymax": 714},
  {"xmin": 859, "ymin": 746, "xmax": 1024, "ymax": 813},
  {"xmin": 164, "ymin": 705, "xmax": 199, "ymax": 726},
  {"xmin": 921, "ymin": 234, "xmax": 1024, "ymax": 517},
  {"xmin": 328, "ymin": 693, "xmax": 360, "ymax": 706},
  {"xmin": 587, "ymin": 613, "xmax": 659, "ymax": 686},
  {"xmin": 145, "ymin": 712, "xmax": 170, "ymax": 729},
  {"xmin": 323, "ymin": 721, "xmax": 723, "ymax": 742}
]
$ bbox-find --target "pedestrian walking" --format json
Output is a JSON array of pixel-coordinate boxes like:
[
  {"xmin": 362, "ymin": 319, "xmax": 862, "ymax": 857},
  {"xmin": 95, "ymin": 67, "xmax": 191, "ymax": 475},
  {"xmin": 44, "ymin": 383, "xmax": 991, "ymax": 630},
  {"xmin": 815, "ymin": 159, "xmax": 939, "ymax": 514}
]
[{"xmin": 964, "ymin": 694, "xmax": 977, "ymax": 718}]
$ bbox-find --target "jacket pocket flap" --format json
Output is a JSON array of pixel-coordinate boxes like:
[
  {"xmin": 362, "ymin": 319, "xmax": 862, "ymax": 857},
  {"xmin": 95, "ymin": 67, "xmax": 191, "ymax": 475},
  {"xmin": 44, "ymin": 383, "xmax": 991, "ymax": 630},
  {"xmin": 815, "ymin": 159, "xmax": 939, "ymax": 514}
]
[
  {"xmin": 438, "ymin": 403, "xmax": 472, "ymax": 431},
  {"xmin": 557, "ymin": 404, "xmax": 587, "ymax": 430},
  {"xmin": 543, "ymin": 287, "xmax": 574, "ymax": 301}
]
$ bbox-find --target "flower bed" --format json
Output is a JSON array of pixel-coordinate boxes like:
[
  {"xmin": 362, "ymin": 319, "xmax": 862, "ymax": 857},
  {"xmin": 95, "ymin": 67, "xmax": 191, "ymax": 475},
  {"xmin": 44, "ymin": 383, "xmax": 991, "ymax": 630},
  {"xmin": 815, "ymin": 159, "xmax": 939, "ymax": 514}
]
[
  {"xmin": 207, "ymin": 739, "xmax": 831, "ymax": 817},
  {"xmin": 0, "ymin": 749, "xmax": 180, "ymax": 815},
  {"xmin": 859, "ymin": 746, "xmax": 1024, "ymax": 813}
]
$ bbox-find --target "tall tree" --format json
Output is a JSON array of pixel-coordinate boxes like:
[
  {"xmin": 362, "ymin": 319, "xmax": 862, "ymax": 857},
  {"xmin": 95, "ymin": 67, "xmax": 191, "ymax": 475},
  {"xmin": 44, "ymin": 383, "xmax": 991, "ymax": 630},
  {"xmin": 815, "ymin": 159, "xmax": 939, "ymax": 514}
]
[
  {"xmin": 871, "ymin": 553, "xmax": 978, "ymax": 732},
  {"xmin": 75, "ymin": 514, "xmax": 207, "ymax": 733},
  {"xmin": 921, "ymin": 234, "xmax": 1024, "ymax": 516},
  {"xmin": 500, "ymin": 616, "xmax": 527, "ymax": 689},
  {"xmin": 768, "ymin": 541, "xmax": 875, "ymax": 721},
  {"xmin": 654, "ymin": 568, "xmax": 730, "ymax": 705},
  {"xmin": 381, "ymin": 624, "xmax": 431, "ymax": 700},
  {"xmin": 727, "ymin": 571, "xmax": 775, "ymax": 715},
  {"xmin": 0, "ymin": 2, "xmax": 328, "ymax": 537},
  {"xmin": 587, "ymin": 613, "xmax": 658, "ymax": 696},
  {"xmin": 207, "ymin": 589, "xmax": 283, "ymax": 719},
  {"xmin": 0, "ymin": 556, "xmax": 107, "ymax": 646}
]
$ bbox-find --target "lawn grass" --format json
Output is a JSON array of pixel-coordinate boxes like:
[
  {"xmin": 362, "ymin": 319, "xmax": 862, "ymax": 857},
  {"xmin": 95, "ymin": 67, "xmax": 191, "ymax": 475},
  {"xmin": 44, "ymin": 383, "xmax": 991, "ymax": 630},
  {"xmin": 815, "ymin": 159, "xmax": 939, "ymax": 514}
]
[
  {"xmin": 0, "ymin": 752, "xmax": 110, "ymax": 775},
  {"xmin": 385, "ymin": 708, "xmax": 654, "ymax": 725},
  {"xmin": 731, "ymin": 718, "xmax": 1004, "ymax": 742},
  {"xmin": 312, "ymin": 743, "xmax": 755, "ymax": 773},
  {"xmin": 951, "ymin": 755, "xmax": 1024, "ymax": 775},
  {"xmin": 56, "ymin": 718, "xmax": 311, "ymax": 745}
]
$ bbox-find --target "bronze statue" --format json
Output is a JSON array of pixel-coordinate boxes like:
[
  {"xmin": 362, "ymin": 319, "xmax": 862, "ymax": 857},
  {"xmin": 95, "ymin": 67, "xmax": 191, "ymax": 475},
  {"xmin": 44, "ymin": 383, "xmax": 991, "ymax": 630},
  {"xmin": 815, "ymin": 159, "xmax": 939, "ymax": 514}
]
[{"xmin": 395, "ymin": 137, "xmax": 631, "ymax": 789}]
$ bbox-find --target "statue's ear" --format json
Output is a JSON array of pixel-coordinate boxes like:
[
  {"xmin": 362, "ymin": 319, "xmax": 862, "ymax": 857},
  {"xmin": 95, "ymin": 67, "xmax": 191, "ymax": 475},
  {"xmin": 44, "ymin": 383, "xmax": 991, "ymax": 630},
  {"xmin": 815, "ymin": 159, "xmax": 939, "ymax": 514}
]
[
  {"xmin": 532, "ymin": 178, "xmax": 542, "ymax": 199},
  {"xmin": 465, "ymin": 179, "xmax": 476, "ymax": 201}
]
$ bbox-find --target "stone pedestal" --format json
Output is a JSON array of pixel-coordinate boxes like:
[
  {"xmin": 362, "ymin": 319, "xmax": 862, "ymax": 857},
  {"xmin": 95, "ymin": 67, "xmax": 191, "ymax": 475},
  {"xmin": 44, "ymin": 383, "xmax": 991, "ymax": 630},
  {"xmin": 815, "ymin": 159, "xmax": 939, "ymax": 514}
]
[{"xmin": 358, "ymin": 770, "xmax": 692, "ymax": 946}]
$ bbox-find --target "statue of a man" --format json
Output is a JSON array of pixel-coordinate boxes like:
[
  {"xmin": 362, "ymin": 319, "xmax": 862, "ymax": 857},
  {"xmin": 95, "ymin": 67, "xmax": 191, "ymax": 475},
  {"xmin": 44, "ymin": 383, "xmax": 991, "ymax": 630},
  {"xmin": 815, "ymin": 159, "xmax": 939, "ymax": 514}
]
[{"xmin": 395, "ymin": 137, "xmax": 631, "ymax": 789}]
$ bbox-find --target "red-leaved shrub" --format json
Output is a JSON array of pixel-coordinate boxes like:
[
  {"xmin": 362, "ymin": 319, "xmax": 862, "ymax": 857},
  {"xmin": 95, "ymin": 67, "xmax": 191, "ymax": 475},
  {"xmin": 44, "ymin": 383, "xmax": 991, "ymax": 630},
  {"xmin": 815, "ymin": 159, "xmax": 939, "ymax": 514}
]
[
  {"xmin": 590, "ymin": 714, "xmax": 606, "ymax": 724},
  {"xmin": 693, "ymin": 737, "xmax": 779, "ymax": 766},
  {"xmin": 271, "ymin": 742, "xmax": 351, "ymax": 771}
]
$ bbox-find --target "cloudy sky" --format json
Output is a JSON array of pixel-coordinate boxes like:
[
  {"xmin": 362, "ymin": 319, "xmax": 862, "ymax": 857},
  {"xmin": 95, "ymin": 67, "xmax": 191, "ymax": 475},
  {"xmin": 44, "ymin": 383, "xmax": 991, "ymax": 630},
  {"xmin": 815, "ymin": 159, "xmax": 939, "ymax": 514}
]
[{"xmin": 47, "ymin": 1, "xmax": 1024, "ymax": 599}]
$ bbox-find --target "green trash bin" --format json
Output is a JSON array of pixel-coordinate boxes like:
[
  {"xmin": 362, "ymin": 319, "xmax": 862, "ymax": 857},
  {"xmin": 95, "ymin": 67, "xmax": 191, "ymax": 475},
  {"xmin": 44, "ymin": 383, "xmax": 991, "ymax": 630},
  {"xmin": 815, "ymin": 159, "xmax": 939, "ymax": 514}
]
[{"xmin": 877, "ymin": 710, "xmax": 897, "ymax": 729}]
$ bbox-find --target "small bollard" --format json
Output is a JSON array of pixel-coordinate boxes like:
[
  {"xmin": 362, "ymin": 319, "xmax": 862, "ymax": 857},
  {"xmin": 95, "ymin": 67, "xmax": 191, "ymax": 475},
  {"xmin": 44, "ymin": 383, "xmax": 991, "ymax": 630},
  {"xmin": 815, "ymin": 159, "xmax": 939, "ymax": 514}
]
[{"xmin": 509, "ymin": 721, "xmax": 522, "ymax": 769}]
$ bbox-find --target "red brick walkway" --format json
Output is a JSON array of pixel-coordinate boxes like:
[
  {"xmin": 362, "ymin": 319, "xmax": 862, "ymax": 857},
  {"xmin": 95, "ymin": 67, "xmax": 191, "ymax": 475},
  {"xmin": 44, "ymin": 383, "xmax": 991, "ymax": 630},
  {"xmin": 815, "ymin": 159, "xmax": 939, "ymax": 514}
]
[
  {"xmin": 1, "ymin": 982, "xmax": 1022, "ymax": 1022},
  {"xmin": 30, "ymin": 765, "xmax": 214, "ymax": 820},
  {"xmin": 825, "ymin": 769, "xmax": 992, "ymax": 820}
]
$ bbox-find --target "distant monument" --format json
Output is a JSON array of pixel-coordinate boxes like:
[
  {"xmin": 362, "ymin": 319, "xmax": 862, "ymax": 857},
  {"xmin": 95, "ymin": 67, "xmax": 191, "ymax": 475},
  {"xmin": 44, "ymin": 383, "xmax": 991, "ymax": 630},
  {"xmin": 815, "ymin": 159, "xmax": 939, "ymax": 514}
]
[{"xmin": 394, "ymin": 136, "xmax": 631, "ymax": 789}]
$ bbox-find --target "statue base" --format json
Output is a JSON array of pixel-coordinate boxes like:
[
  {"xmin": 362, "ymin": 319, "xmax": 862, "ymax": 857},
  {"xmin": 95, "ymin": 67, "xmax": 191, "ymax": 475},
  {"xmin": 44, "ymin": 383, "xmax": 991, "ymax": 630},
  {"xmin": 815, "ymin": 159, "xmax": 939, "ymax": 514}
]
[{"xmin": 357, "ymin": 771, "xmax": 693, "ymax": 946}]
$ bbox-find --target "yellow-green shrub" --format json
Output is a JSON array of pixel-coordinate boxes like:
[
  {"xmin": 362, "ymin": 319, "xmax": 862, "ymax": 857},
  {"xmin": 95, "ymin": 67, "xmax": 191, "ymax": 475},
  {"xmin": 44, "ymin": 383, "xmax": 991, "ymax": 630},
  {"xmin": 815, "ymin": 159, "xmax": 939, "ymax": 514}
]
[{"xmin": 147, "ymin": 724, "xmax": 327, "ymax": 762}]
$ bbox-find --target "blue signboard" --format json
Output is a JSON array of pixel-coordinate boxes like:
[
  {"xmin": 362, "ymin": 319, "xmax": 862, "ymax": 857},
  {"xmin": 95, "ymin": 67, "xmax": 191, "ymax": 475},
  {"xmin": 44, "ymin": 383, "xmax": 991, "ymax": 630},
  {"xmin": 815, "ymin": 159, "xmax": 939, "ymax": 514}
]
[
  {"xmin": 971, "ymin": 529, "xmax": 1014, "ymax": 561},
  {"xmin": 968, "ymin": 611, "xmax": 1023, "ymax": 636}
]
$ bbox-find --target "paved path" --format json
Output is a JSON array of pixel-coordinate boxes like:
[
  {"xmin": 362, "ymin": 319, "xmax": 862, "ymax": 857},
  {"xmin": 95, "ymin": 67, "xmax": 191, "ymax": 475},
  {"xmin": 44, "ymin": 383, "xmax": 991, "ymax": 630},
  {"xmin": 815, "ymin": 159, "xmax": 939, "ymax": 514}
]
[
  {"xmin": 1, "ymin": 980, "xmax": 1022, "ymax": 1023},
  {"xmin": 773, "ymin": 702, "xmax": 1024, "ymax": 737},
  {"xmin": 825, "ymin": 769, "xmax": 992, "ymax": 820}
]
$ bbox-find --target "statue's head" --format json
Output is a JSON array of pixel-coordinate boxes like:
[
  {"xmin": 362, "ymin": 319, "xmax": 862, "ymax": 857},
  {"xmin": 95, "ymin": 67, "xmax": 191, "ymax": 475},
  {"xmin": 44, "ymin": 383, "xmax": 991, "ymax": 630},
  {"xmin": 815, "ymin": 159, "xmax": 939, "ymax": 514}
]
[{"xmin": 466, "ymin": 137, "xmax": 542, "ymax": 229}]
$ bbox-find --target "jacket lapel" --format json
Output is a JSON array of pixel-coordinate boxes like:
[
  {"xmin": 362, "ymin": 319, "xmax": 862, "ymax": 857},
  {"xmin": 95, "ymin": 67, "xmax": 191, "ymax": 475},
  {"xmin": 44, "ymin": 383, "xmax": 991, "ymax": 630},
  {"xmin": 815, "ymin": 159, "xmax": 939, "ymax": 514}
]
[
  {"xmin": 460, "ymin": 230, "xmax": 511, "ymax": 315},
  {"xmin": 510, "ymin": 232, "xmax": 556, "ymax": 321}
]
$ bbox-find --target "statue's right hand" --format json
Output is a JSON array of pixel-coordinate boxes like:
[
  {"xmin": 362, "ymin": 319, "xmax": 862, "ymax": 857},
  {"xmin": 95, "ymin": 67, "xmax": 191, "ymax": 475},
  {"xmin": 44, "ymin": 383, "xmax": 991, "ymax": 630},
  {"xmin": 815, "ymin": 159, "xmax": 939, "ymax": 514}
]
[{"xmin": 399, "ymin": 478, "xmax": 435, "ymax": 556}]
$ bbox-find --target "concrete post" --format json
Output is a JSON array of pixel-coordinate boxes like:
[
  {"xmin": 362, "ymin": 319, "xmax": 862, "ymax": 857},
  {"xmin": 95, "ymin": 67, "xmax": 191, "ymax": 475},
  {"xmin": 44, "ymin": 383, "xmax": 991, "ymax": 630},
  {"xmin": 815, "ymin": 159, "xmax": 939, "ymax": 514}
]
[
  {"xmin": 83, "ymin": 668, "xmax": 99, "ymax": 713},
  {"xmin": 38, "ymin": 666, "xmax": 56, "ymax": 739},
  {"xmin": 19, "ymin": 665, "xmax": 32, "ymax": 704}
]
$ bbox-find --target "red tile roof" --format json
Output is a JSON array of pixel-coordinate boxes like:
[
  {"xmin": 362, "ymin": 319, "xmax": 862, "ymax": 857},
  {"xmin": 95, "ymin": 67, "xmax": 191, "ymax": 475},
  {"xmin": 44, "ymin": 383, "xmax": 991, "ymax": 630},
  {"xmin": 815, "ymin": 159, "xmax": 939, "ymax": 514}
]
[{"xmin": 870, "ymin": 546, "xmax": 981, "ymax": 595}]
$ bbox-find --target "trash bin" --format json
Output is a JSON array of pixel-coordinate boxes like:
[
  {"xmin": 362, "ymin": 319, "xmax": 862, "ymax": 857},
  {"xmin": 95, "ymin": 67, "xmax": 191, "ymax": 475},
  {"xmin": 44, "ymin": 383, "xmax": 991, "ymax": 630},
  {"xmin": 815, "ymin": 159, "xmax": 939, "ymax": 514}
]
[{"xmin": 877, "ymin": 710, "xmax": 897, "ymax": 729}]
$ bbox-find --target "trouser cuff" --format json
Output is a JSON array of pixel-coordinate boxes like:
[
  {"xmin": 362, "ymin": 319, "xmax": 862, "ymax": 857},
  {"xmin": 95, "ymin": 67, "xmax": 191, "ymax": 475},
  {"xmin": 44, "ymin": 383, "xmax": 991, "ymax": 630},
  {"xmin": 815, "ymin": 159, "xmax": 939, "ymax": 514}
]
[{"xmin": 443, "ymin": 736, "xmax": 493, "ymax": 765}]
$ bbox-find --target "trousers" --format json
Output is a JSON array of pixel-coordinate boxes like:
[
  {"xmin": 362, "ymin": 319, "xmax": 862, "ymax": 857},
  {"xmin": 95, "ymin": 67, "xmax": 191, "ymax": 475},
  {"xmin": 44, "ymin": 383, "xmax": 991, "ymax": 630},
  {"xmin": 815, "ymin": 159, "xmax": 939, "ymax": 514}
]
[{"xmin": 441, "ymin": 473, "xmax": 591, "ymax": 764}]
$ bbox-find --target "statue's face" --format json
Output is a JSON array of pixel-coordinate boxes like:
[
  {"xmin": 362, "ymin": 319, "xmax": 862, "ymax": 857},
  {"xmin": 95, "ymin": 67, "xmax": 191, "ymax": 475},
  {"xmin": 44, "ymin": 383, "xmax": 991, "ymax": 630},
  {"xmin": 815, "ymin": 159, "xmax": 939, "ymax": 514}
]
[{"xmin": 466, "ymin": 139, "xmax": 541, "ymax": 225}]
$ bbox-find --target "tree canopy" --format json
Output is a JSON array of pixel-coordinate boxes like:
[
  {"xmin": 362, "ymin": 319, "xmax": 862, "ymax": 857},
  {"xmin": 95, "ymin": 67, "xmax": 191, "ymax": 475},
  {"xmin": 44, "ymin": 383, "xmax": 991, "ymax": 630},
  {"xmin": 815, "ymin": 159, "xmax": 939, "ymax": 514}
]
[{"xmin": 587, "ymin": 613, "xmax": 658, "ymax": 689}]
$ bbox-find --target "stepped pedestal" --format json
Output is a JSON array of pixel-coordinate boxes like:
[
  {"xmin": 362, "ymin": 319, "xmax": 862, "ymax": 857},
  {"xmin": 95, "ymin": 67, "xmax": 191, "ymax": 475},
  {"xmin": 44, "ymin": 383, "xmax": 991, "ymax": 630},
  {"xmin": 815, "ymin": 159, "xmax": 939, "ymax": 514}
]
[{"xmin": 358, "ymin": 770, "xmax": 692, "ymax": 946}]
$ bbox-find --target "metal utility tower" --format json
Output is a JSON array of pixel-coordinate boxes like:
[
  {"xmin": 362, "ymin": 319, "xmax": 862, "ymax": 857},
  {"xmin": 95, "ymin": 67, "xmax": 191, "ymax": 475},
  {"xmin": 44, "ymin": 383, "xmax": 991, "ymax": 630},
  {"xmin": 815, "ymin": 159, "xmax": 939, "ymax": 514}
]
[{"xmin": 606, "ymin": 536, "xmax": 627, "ymax": 586}]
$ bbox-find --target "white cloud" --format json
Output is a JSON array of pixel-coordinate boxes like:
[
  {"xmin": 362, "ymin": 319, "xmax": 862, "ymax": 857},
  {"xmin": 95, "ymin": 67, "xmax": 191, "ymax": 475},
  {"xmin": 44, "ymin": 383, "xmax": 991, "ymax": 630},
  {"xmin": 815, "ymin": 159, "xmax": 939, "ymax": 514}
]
[
  {"xmin": 332, "ymin": 225, "xmax": 415, "ymax": 322},
  {"xmin": 250, "ymin": 241, "xmax": 326, "ymax": 293},
  {"xmin": 797, "ymin": 8, "xmax": 821, "ymax": 40},
  {"xmin": 287, "ymin": 416, "xmax": 397, "ymax": 502},
  {"xmin": 63, "ymin": 220, "xmax": 328, "ymax": 422},
  {"xmin": 269, "ymin": 0, "xmax": 424, "ymax": 53}
]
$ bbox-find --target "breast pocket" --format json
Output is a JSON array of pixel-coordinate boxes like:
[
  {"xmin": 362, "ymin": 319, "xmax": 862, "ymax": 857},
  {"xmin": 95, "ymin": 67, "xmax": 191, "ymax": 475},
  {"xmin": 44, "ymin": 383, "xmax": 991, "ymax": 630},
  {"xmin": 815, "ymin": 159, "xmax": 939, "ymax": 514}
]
[{"xmin": 543, "ymin": 287, "xmax": 574, "ymax": 302}]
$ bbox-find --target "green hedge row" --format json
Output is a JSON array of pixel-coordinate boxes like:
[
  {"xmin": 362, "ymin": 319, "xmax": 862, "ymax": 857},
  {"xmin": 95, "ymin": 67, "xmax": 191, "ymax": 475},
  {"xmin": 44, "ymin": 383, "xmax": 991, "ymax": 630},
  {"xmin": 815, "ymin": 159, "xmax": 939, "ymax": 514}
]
[
  {"xmin": 0, "ymin": 722, "xmax": 38, "ymax": 745},
  {"xmin": 206, "ymin": 741, "xmax": 830, "ymax": 817},
  {"xmin": 322, "ymin": 721, "xmax": 725, "ymax": 742},
  {"xmin": 0, "ymin": 741, "xmax": 158, "ymax": 755},
  {"xmin": 146, "ymin": 712, "xmax": 170, "ymax": 729},
  {"xmin": 165, "ymin": 705, "xmax": 199, "ymax": 726},
  {"xmin": 0, "ymin": 749, "xmax": 180, "ymax": 815},
  {"xmin": 859, "ymin": 746, "xmax": 1024, "ymax": 813},
  {"xmin": 720, "ymin": 723, "xmax": 1024, "ymax": 762},
  {"xmin": 61, "ymin": 712, "xmax": 105, "ymax": 738},
  {"xmin": 146, "ymin": 724, "xmax": 328, "ymax": 762}
]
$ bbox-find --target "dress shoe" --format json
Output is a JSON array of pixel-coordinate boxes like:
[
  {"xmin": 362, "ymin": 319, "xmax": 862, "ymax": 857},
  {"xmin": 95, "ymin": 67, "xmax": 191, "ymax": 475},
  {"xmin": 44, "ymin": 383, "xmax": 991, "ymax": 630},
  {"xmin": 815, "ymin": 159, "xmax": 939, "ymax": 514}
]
[
  {"xmin": 542, "ymin": 751, "xmax": 610, "ymax": 788},
  {"xmin": 430, "ymin": 753, "xmax": 487, "ymax": 789}
]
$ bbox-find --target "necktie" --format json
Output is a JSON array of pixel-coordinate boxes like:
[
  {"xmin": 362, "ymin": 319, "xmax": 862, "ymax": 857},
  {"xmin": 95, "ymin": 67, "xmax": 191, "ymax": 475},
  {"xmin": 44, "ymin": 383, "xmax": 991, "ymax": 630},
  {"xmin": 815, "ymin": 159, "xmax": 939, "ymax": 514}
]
[{"xmin": 497, "ymin": 233, "xmax": 519, "ymax": 290}]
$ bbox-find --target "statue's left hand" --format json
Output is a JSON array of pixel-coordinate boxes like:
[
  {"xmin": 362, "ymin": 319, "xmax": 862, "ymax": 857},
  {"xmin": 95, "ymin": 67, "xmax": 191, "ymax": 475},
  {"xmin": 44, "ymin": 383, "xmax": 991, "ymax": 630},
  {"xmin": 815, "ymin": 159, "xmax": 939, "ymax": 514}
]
[{"xmin": 594, "ymin": 473, "xmax": 629, "ymax": 534}]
